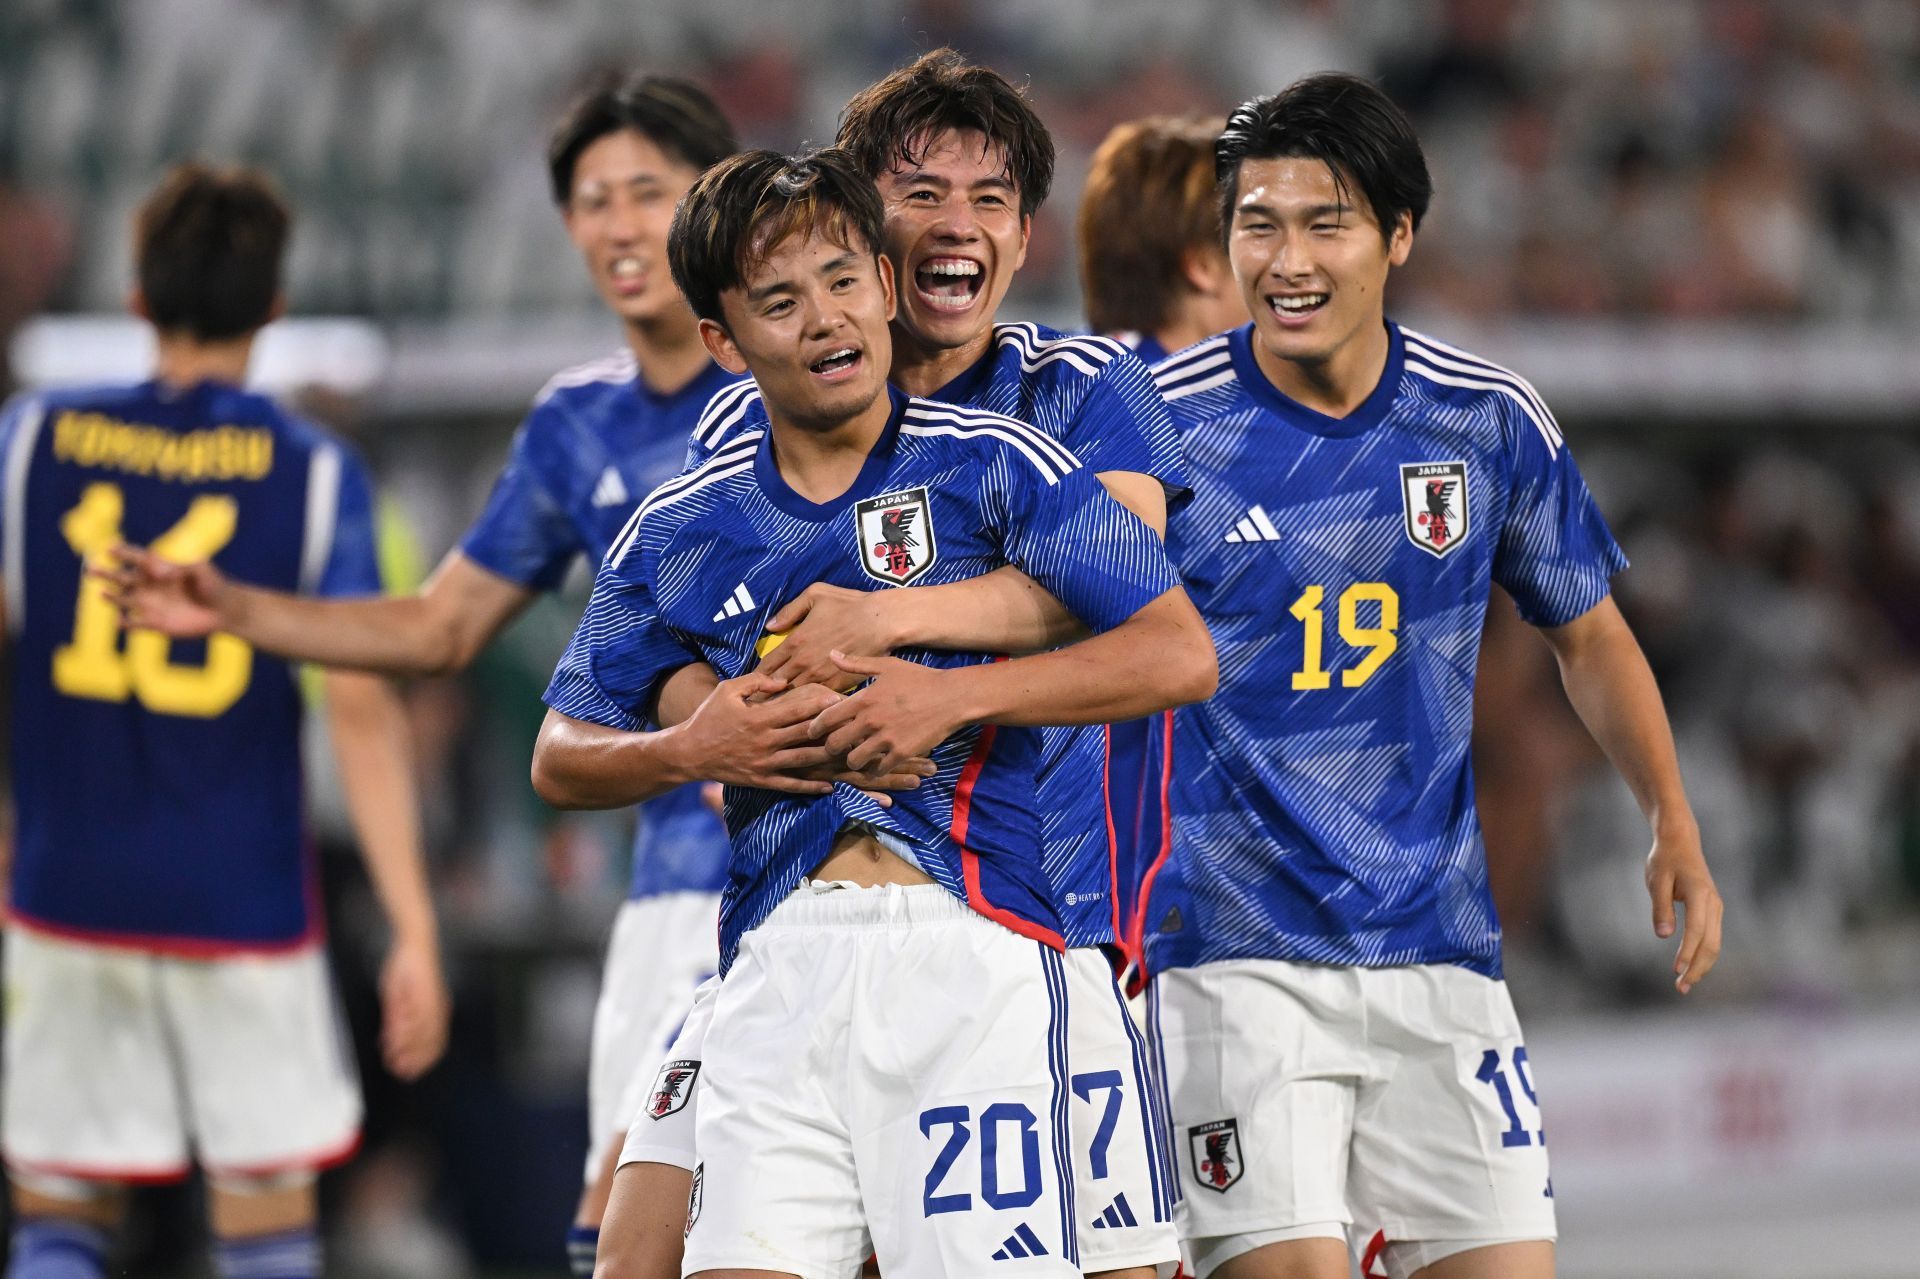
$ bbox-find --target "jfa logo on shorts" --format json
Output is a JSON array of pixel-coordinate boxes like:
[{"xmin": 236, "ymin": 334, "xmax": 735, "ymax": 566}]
[
  {"xmin": 1400, "ymin": 461, "xmax": 1470, "ymax": 558},
  {"xmin": 685, "ymin": 1162, "xmax": 704, "ymax": 1234},
  {"xmin": 646, "ymin": 1058, "xmax": 700, "ymax": 1120},
  {"xmin": 854, "ymin": 487, "xmax": 938, "ymax": 586},
  {"xmin": 1189, "ymin": 1119, "xmax": 1242, "ymax": 1192}
]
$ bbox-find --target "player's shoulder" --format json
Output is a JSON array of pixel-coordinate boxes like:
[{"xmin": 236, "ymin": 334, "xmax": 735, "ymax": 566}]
[
  {"xmin": 1396, "ymin": 324, "xmax": 1565, "ymax": 457},
  {"xmin": 530, "ymin": 350, "xmax": 639, "ymax": 415},
  {"xmin": 687, "ymin": 375, "xmax": 766, "ymax": 456},
  {"xmin": 609, "ymin": 424, "xmax": 765, "ymax": 567},
  {"xmin": 899, "ymin": 394, "xmax": 1083, "ymax": 483},
  {"xmin": 992, "ymin": 322, "xmax": 1131, "ymax": 383},
  {"xmin": 1150, "ymin": 331, "xmax": 1241, "ymax": 412}
]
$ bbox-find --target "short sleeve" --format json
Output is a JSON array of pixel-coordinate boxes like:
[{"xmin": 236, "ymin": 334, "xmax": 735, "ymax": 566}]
[
  {"xmin": 1058, "ymin": 350, "xmax": 1189, "ymax": 505},
  {"xmin": 315, "ymin": 446, "xmax": 383, "ymax": 598},
  {"xmin": 543, "ymin": 550, "xmax": 700, "ymax": 732},
  {"xmin": 1491, "ymin": 407, "xmax": 1629, "ymax": 627},
  {"xmin": 459, "ymin": 405, "xmax": 582, "ymax": 593},
  {"xmin": 993, "ymin": 452, "xmax": 1181, "ymax": 633}
]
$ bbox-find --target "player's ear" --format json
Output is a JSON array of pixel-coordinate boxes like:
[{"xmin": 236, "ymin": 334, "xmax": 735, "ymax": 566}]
[
  {"xmin": 698, "ymin": 317, "xmax": 748, "ymax": 375},
  {"xmin": 1387, "ymin": 210, "xmax": 1414, "ymax": 268},
  {"xmin": 1181, "ymin": 246, "xmax": 1231, "ymax": 298},
  {"xmin": 1014, "ymin": 213, "xmax": 1030, "ymax": 272},
  {"xmin": 876, "ymin": 253, "xmax": 897, "ymax": 322}
]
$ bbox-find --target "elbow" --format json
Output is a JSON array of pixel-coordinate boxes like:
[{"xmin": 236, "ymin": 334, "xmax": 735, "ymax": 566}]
[
  {"xmin": 529, "ymin": 749, "xmax": 584, "ymax": 810},
  {"xmin": 419, "ymin": 626, "xmax": 484, "ymax": 678},
  {"xmin": 1176, "ymin": 634, "xmax": 1219, "ymax": 704}
]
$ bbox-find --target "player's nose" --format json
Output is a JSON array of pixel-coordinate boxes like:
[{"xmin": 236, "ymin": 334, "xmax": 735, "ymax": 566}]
[{"xmin": 929, "ymin": 193, "xmax": 979, "ymax": 240}]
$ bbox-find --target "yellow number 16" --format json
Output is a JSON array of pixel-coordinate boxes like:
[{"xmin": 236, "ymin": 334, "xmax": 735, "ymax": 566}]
[
  {"xmin": 1288, "ymin": 582, "xmax": 1400, "ymax": 691},
  {"xmin": 53, "ymin": 481, "xmax": 253, "ymax": 718}
]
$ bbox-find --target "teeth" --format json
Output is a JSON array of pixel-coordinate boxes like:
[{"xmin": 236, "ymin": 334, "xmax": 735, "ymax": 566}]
[
  {"xmin": 921, "ymin": 260, "xmax": 980, "ymax": 276},
  {"xmin": 611, "ymin": 257, "xmax": 642, "ymax": 278},
  {"xmin": 1272, "ymin": 294, "xmax": 1327, "ymax": 313},
  {"xmin": 814, "ymin": 348, "xmax": 857, "ymax": 371}
]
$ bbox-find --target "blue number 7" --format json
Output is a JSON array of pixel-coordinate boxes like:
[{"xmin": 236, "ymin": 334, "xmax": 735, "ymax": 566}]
[{"xmin": 1072, "ymin": 1070, "xmax": 1124, "ymax": 1180}]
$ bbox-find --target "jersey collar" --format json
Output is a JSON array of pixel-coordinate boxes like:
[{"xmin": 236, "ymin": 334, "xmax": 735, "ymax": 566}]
[
  {"xmin": 753, "ymin": 384, "xmax": 909, "ymax": 521},
  {"xmin": 1227, "ymin": 319, "xmax": 1405, "ymax": 439}
]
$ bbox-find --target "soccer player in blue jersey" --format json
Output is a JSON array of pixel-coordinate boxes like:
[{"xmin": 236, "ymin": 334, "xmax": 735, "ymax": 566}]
[
  {"xmin": 102, "ymin": 77, "xmax": 865, "ymax": 1276},
  {"xmin": 0, "ymin": 164, "xmax": 447, "ymax": 1279},
  {"xmin": 1136, "ymin": 76, "xmax": 1725, "ymax": 1279},
  {"xmin": 532, "ymin": 146, "xmax": 1214, "ymax": 1279},
  {"xmin": 650, "ymin": 52, "xmax": 1188, "ymax": 1278},
  {"xmin": 1077, "ymin": 114, "xmax": 1250, "ymax": 947}
]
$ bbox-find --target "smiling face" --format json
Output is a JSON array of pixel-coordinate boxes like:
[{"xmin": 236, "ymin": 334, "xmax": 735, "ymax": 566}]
[
  {"xmin": 1227, "ymin": 154, "xmax": 1411, "ymax": 372},
  {"xmin": 702, "ymin": 225, "xmax": 897, "ymax": 433},
  {"xmin": 563, "ymin": 129, "xmax": 703, "ymax": 327},
  {"xmin": 874, "ymin": 127, "xmax": 1030, "ymax": 359}
]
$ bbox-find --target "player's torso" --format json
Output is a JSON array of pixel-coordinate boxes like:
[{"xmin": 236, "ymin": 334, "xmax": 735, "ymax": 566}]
[
  {"xmin": 1146, "ymin": 325, "xmax": 1508, "ymax": 976},
  {"xmin": 4, "ymin": 382, "xmax": 335, "ymax": 947}
]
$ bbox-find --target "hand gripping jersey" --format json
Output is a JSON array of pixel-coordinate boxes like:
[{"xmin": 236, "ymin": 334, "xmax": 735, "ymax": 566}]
[
  {"xmin": 461, "ymin": 352, "xmax": 746, "ymax": 900},
  {"xmin": 0, "ymin": 380, "xmax": 381, "ymax": 951},
  {"xmin": 1137, "ymin": 322, "xmax": 1627, "ymax": 979},
  {"xmin": 683, "ymin": 324, "xmax": 1186, "ymax": 948},
  {"xmin": 546, "ymin": 386, "xmax": 1180, "ymax": 971}
]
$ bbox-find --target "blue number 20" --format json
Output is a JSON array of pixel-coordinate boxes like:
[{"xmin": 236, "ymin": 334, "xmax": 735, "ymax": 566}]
[{"xmin": 920, "ymin": 1102, "xmax": 1043, "ymax": 1216}]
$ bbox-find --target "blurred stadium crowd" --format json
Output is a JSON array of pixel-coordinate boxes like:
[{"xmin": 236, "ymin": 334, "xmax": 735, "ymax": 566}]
[{"xmin": 3, "ymin": 0, "xmax": 1918, "ymax": 1273}]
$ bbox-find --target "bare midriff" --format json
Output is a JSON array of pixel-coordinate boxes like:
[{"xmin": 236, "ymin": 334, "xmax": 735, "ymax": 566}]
[{"xmin": 810, "ymin": 826, "xmax": 936, "ymax": 888}]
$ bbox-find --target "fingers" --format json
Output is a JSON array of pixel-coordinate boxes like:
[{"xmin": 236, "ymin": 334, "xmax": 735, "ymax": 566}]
[
  {"xmin": 807, "ymin": 691, "xmax": 862, "ymax": 742},
  {"xmin": 724, "ymin": 673, "xmax": 789, "ymax": 702},
  {"xmin": 1648, "ymin": 866, "xmax": 1676, "ymax": 939},
  {"xmin": 753, "ymin": 773, "xmax": 835, "ymax": 796},
  {"xmin": 827, "ymin": 648, "xmax": 892, "ymax": 679},
  {"xmin": 1673, "ymin": 880, "xmax": 1724, "ymax": 994},
  {"xmin": 762, "ymin": 683, "xmax": 841, "ymax": 724},
  {"xmin": 766, "ymin": 589, "xmax": 818, "ymax": 634}
]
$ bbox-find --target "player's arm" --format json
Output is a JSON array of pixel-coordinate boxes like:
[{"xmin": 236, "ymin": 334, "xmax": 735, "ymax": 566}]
[
  {"xmin": 758, "ymin": 469, "xmax": 1166, "ymax": 688},
  {"xmin": 1538, "ymin": 596, "xmax": 1722, "ymax": 993},
  {"xmin": 102, "ymin": 546, "xmax": 534, "ymax": 677},
  {"xmin": 322, "ymin": 669, "xmax": 450, "ymax": 1079}
]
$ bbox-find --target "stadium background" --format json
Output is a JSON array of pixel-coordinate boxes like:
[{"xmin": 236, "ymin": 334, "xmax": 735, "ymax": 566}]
[{"xmin": 3, "ymin": 0, "xmax": 1918, "ymax": 1274}]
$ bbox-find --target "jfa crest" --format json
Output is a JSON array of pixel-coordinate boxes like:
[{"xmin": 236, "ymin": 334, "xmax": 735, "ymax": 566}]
[
  {"xmin": 1189, "ymin": 1119, "xmax": 1243, "ymax": 1192},
  {"xmin": 1401, "ymin": 461, "xmax": 1470, "ymax": 558},
  {"xmin": 854, "ymin": 487, "xmax": 938, "ymax": 586},
  {"xmin": 646, "ymin": 1058, "xmax": 700, "ymax": 1120}
]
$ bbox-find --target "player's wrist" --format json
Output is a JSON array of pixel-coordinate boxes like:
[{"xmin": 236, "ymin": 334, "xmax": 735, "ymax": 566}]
[
  {"xmin": 650, "ymin": 720, "xmax": 704, "ymax": 790},
  {"xmin": 877, "ymin": 587, "xmax": 927, "ymax": 650}
]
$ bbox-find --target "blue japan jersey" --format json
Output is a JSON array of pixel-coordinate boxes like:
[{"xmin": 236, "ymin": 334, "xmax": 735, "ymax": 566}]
[
  {"xmin": 1, "ymin": 380, "xmax": 381, "ymax": 951},
  {"xmin": 461, "ymin": 352, "xmax": 745, "ymax": 900},
  {"xmin": 1139, "ymin": 323, "xmax": 1627, "ymax": 979},
  {"xmin": 546, "ymin": 387, "xmax": 1180, "ymax": 971},
  {"xmin": 684, "ymin": 323, "xmax": 1186, "ymax": 947}
]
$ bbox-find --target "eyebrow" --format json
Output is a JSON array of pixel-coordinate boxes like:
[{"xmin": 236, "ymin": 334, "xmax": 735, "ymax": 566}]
[
  {"xmin": 1235, "ymin": 200, "xmax": 1352, "ymax": 221},
  {"xmin": 744, "ymin": 252, "xmax": 859, "ymax": 302}
]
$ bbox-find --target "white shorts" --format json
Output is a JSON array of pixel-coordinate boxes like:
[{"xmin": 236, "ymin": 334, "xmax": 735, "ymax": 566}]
[
  {"xmin": 2, "ymin": 926, "xmax": 361, "ymax": 1183},
  {"xmin": 616, "ymin": 973, "xmax": 718, "ymax": 1173},
  {"xmin": 685, "ymin": 882, "xmax": 1162, "ymax": 1279},
  {"xmin": 586, "ymin": 892, "xmax": 721, "ymax": 1178},
  {"xmin": 1150, "ymin": 959, "xmax": 1556, "ymax": 1276}
]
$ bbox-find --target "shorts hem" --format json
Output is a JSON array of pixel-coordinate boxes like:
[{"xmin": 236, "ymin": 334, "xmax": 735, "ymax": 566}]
[
  {"xmin": 680, "ymin": 1252, "xmax": 849, "ymax": 1279},
  {"xmin": 1375, "ymin": 1219, "xmax": 1557, "ymax": 1243},
  {"xmin": 1184, "ymin": 1210, "xmax": 1350, "ymax": 1235},
  {"xmin": 7, "ymin": 908, "xmax": 323, "ymax": 959},
  {"xmin": 615, "ymin": 1144, "xmax": 697, "ymax": 1173},
  {"xmin": 200, "ymin": 1127, "xmax": 363, "ymax": 1179},
  {"xmin": 5, "ymin": 1153, "xmax": 192, "ymax": 1185},
  {"xmin": 1079, "ymin": 1239, "xmax": 1184, "ymax": 1272}
]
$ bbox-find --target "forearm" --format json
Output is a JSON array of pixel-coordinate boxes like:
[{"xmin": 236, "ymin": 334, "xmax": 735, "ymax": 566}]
[
  {"xmin": 892, "ymin": 566, "xmax": 1086, "ymax": 654},
  {"xmin": 324, "ymin": 672, "xmax": 437, "ymax": 946},
  {"xmin": 531, "ymin": 710, "xmax": 699, "ymax": 810},
  {"xmin": 942, "ymin": 587, "xmax": 1215, "ymax": 727},
  {"xmin": 1545, "ymin": 601, "xmax": 1693, "ymax": 830}
]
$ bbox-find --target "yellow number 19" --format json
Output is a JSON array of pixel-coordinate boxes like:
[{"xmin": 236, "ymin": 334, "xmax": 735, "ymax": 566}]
[
  {"xmin": 1290, "ymin": 582, "xmax": 1400, "ymax": 691},
  {"xmin": 53, "ymin": 482, "xmax": 253, "ymax": 718}
]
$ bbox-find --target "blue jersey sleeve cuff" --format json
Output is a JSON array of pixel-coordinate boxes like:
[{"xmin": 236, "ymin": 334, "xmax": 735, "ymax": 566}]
[{"xmin": 542, "ymin": 669, "xmax": 648, "ymax": 733}]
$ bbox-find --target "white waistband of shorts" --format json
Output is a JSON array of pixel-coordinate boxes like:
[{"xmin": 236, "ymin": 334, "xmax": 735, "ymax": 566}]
[{"xmin": 755, "ymin": 879, "xmax": 981, "ymax": 932}]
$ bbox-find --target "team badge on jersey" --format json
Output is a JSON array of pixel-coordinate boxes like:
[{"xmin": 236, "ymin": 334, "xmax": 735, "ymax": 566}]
[
  {"xmin": 854, "ymin": 487, "xmax": 937, "ymax": 585},
  {"xmin": 1189, "ymin": 1119, "xmax": 1243, "ymax": 1192},
  {"xmin": 646, "ymin": 1058, "xmax": 701, "ymax": 1120},
  {"xmin": 1401, "ymin": 461, "xmax": 1470, "ymax": 558}
]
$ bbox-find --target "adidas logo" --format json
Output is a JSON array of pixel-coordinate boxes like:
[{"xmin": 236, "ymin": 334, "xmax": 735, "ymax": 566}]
[
  {"xmin": 1224, "ymin": 505, "xmax": 1282, "ymax": 543},
  {"xmin": 591, "ymin": 467, "xmax": 630, "ymax": 508},
  {"xmin": 1090, "ymin": 1192, "xmax": 1139, "ymax": 1230},
  {"xmin": 711, "ymin": 582, "xmax": 756, "ymax": 622},
  {"xmin": 990, "ymin": 1223, "xmax": 1049, "ymax": 1261}
]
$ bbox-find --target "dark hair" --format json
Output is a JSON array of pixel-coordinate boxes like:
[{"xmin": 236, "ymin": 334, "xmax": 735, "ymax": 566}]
[
  {"xmin": 1078, "ymin": 116, "xmax": 1226, "ymax": 335},
  {"xmin": 668, "ymin": 148, "xmax": 886, "ymax": 326},
  {"xmin": 836, "ymin": 49, "xmax": 1055, "ymax": 217},
  {"xmin": 547, "ymin": 73, "xmax": 739, "ymax": 205},
  {"xmin": 134, "ymin": 163, "xmax": 291, "ymax": 341},
  {"xmin": 1216, "ymin": 73, "xmax": 1432, "ymax": 243}
]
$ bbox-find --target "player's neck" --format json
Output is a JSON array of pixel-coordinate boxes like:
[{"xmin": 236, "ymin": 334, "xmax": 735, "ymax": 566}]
[
  {"xmin": 887, "ymin": 322, "xmax": 994, "ymax": 400},
  {"xmin": 151, "ymin": 332, "xmax": 255, "ymax": 392},
  {"xmin": 622, "ymin": 312, "xmax": 712, "ymax": 396},
  {"xmin": 1250, "ymin": 315, "xmax": 1390, "ymax": 419},
  {"xmin": 766, "ymin": 389, "xmax": 895, "ymax": 505},
  {"xmin": 1152, "ymin": 314, "xmax": 1213, "ymax": 360}
]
